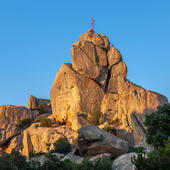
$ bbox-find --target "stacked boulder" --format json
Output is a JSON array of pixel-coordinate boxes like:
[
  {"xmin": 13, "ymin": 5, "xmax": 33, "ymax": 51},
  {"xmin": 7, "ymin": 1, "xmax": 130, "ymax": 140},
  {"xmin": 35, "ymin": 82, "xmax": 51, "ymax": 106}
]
[{"xmin": 50, "ymin": 30, "xmax": 168, "ymax": 145}]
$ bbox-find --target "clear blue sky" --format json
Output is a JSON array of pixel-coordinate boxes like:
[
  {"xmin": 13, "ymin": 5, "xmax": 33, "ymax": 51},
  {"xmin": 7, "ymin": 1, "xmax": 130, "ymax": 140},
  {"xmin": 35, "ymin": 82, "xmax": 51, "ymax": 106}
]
[{"xmin": 0, "ymin": 0, "xmax": 169, "ymax": 106}]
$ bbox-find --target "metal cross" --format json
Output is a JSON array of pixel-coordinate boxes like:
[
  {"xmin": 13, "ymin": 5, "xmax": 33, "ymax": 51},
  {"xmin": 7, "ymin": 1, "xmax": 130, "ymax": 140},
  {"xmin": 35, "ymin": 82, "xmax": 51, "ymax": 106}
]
[{"xmin": 91, "ymin": 17, "xmax": 95, "ymax": 31}]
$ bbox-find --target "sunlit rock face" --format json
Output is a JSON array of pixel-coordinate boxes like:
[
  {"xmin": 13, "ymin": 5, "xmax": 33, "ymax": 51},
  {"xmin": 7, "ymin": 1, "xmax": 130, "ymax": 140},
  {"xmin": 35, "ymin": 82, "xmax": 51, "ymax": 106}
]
[
  {"xmin": 50, "ymin": 63, "xmax": 104, "ymax": 131},
  {"xmin": 5, "ymin": 123, "xmax": 77, "ymax": 156},
  {"xmin": 0, "ymin": 105, "xmax": 31, "ymax": 146},
  {"xmin": 50, "ymin": 30, "xmax": 168, "ymax": 144}
]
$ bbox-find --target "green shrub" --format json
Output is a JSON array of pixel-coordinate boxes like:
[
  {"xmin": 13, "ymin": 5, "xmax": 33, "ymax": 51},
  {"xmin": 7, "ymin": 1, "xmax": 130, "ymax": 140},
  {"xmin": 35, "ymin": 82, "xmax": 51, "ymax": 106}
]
[
  {"xmin": 16, "ymin": 118, "xmax": 32, "ymax": 130},
  {"xmin": 131, "ymin": 104, "xmax": 170, "ymax": 170},
  {"xmin": 89, "ymin": 110, "xmax": 101, "ymax": 125},
  {"xmin": 103, "ymin": 126, "xmax": 116, "ymax": 135},
  {"xmin": 39, "ymin": 118, "xmax": 52, "ymax": 127},
  {"xmin": 0, "ymin": 150, "xmax": 30, "ymax": 170},
  {"xmin": 29, "ymin": 151, "xmax": 45, "ymax": 158},
  {"xmin": 145, "ymin": 104, "xmax": 170, "ymax": 148},
  {"xmin": 131, "ymin": 138, "xmax": 170, "ymax": 170},
  {"xmin": 128, "ymin": 146, "xmax": 145, "ymax": 154},
  {"xmin": 53, "ymin": 137, "xmax": 72, "ymax": 154},
  {"xmin": 0, "ymin": 150, "xmax": 112, "ymax": 170},
  {"xmin": 41, "ymin": 155, "xmax": 112, "ymax": 170}
]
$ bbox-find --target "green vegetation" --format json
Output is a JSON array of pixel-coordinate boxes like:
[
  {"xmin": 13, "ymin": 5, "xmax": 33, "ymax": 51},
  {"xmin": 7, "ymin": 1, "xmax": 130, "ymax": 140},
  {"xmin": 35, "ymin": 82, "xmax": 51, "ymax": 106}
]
[
  {"xmin": 88, "ymin": 110, "xmax": 101, "ymax": 125},
  {"xmin": 0, "ymin": 150, "xmax": 31, "ymax": 170},
  {"xmin": 103, "ymin": 125, "xmax": 116, "ymax": 135},
  {"xmin": 128, "ymin": 146, "xmax": 145, "ymax": 154},
  {"xmin": 131, "ymin": 104, "xmax": 170, "ymax": 170},
  {"xmin": 16, "ymin": 118, "xmax": 32, "ymax": 130},
  {"xmin": 131, "ymin": 138, "xmax": 170, "ymax": 170},
  {"xmin": 38, "ymin": 118, "xmax": 52, "ymax": 127},
  {"xmin": 0, "ymin": 150, "xmax": 112, "ymax": 170},
  {"xmin": 53, "ymin": 137, "xmax": 72, "ymax": 154},
  {"xmin": 145, "ymin": 104, "xmax": 170, "ymax": 148}
]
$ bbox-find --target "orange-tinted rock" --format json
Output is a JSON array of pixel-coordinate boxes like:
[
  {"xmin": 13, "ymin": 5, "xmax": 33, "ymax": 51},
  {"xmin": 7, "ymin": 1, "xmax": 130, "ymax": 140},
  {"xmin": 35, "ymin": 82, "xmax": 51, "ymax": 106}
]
[
  {"xmin": 50, "ymin": 63, "xmax": 104, "ymax": 131},
  {"xmin": 71, "ymin": 39, "xmax": 108, "ymax": 88},
  {"xmin": 0, "ymin": 105, "xmax": 31, "ymax": 145},
  {"xmin": 107, "ymin": 45, "xmax": 122, "ymax": 68},
  {"xmin": 6, "ymin": 123, "xmax": 77, "ymax": 156}
]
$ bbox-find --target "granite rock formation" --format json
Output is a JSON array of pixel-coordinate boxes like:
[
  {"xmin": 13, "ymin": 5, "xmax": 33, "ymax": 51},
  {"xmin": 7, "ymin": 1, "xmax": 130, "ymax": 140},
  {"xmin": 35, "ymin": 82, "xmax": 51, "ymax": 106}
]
[
  {"xmin": 51, "ymin": 30, "xmax": 168, "ymax": 145},
  {"xmin": 0, "ymin": 105, "xmax": 31, "ymax": 147},
  {"xmin": 27, "ymin": 95, "xmax": 51, "ymax": 114},
  {"xmin": 5, "ymin": 123, "xmax": 77, "ymax": 156}
]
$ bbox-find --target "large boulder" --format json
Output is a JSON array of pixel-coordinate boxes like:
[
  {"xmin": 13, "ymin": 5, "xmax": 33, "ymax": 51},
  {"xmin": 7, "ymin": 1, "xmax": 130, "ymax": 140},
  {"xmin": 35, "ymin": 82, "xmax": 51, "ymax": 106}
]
[
  {"xmin": 112, "ymin": 152, "xmax": 137, "ymax": 170},
  {"xmin": 79, "ymin": 30, "xmax": 110, "ymax": 50},
  {"xmin": 50, "ymin": 63, "xmax": 104, "ymax": 131},
  {"xmin": 75, "ymin": 125, "xmax": 128, "ymax": 158},
  {"xmin": 0, "ymin": 105, "xmax": 31, "ymax": 146},
  {"xmin": 107, "ymin": 45, "xmax": 122, "ymax": 68},
  {"xmin": 71, "ymin": 30, "xmax": 109, "ymax": 88}
]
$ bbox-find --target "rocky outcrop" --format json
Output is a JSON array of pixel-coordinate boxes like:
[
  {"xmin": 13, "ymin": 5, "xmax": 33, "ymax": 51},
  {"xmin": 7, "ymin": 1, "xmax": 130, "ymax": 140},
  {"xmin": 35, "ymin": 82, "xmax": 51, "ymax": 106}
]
[
  {"xmin": 75, "ymin": 125, "xmax": 128, "ymax": 158},
  {"xmin": 0, "ymin": 105, "xmax": 31, "ymax": 146},
  {"xmin": 50, "ymin": 30, "xmax": 168, "ymax": 145},
  {"xmin": 27, "ymin": 95, "xmax": 51, "ymax": 114},
  {"xmin": 112, "ymin": 152, "xmax": 137, "ymax": 170},
  {"xmin": 6, "ymin": 123, "xmax": 77, "ymax": 156},
  {"xmin": 71, "ymin": 36, "xmax": 108, "ymax": 88},
  {"xmin": 50, "ymin": 63, "xmax": 104, "ymax": 131}
]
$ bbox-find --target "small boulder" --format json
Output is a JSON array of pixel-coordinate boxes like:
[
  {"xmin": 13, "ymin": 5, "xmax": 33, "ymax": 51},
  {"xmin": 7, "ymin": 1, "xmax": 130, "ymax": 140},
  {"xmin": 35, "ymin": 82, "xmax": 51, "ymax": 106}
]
[
  {"xmin": 112, "ymin": 152, "xmax": 137, "ymax": 170},
  {"xmin": 62, "ymin": 153, "xmax": 84, "ymax": 164},
  {"xmin": 30, "ymin": 155, "xmax": 48, "ymax": 166},
  {"xmin": 90, "ymin": 153, "xmax": 111, "ymax": 162}
]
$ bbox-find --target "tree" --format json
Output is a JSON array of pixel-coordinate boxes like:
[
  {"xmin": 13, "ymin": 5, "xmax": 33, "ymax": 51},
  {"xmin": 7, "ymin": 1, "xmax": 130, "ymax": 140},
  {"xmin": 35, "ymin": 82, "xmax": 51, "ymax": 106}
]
[
  {"xmin": 53, "ymin": 137, "xmax": 72, "ymax": 154},
  {"xmin": 131, "ymin": 137, "xmax": 170, "ymax": 170},
  {"xmin": 145, "ymin": 104, "xmax": 170, "ymax": 148}
]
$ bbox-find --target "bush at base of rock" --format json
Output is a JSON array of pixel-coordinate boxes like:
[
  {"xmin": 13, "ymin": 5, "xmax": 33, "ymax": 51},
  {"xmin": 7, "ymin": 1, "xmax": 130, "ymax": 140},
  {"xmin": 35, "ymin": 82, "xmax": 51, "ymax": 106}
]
[
  {"xmin": 53, "ymin": 137, "xmax": 72, "ymax": 154},
  {"xmin": 0, "ymin": 150, "xmax": 31, "ymax": 170},
  {"xmin": 16, "ymin": 118, "xmax": 32, "ymax": 130},
  {"xmin": 38, "ymin": 118, "xmax": 52, "ymax": 127},
  {"xmin": 131, "ymin": 138, "xmax": 170, "ymax": 170},
  {"xmin": 128, "ymin": 146, "xmax": 145, "ymax": 154},
  {"xmin": 103, "ymin": 126, "xmax": 116, "ymax": 135},
  {"xmin": 0, "ymin": 150, "xmax": 112, "ymax": 170},
  {"xmin": 145, "ymin": 104, "xmax": 170, "ymax": 148}
]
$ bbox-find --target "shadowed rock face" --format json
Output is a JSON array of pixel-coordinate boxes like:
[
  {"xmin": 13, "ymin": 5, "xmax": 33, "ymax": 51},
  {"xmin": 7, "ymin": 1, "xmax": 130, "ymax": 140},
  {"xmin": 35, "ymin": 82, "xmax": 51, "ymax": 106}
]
[
  {"xmin": 75, "ymin": 125, "xmax": 128, "ymax": 157},
  {"xmin": 50, "ymin": 30, "xmax": 168, "ymax": 144}
]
